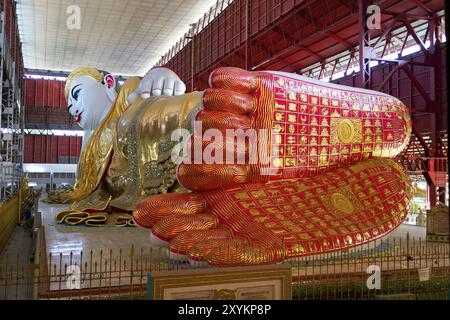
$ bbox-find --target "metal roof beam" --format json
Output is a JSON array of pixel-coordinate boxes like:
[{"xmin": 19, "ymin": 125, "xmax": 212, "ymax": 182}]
[
  {"xmin": 326, "ymin": 31, "xmax": 354, "ymax": 50},
  {"xmin": 406, "ymin": 0, "xmax": 433, "ymax": 14},
  {"xmin": 254, "ymin": 37, "xmax": 300, "ymax": 72},
  {"xmin": 272, "ymin": 25, "xmax": 324, "ymax": 61}
]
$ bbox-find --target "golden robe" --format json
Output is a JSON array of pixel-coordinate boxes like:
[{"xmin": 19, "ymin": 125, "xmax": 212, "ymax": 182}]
[{"xmin": 71, "ymin": 78, "xmax": 202, "ymax": 212}]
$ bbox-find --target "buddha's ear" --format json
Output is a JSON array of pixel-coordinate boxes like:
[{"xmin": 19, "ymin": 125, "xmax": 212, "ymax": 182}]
[{"xmin": 103, "ymin": 73, "xmax": 116, "ymax": 102}]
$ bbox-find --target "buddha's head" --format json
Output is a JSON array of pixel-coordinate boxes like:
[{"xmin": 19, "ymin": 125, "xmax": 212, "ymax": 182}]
[{"xmin": 65, "ymin": 67, "xmax": 117, "ymax": 130}]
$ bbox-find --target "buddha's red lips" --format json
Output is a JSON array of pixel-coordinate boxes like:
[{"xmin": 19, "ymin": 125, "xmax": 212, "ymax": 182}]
[{"xmin": 76, "ymin": 112, "xmax": 83, "ymax": 123}]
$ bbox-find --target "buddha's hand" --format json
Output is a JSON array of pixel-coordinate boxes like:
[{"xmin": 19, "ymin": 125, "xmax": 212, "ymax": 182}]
[
  {"xmin": 132, "ymin": 67, "xmax": 412, "ymax": 266},
  {"xmin": 128, "ymin": 67, "xmax": 186, "ymax": 103}
]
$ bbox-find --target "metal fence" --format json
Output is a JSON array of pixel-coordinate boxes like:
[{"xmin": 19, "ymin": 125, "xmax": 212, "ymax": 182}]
[
  {"xmin": 1, "ymin": 225, "xmax": 449, "ymax": 300},
  {"xmin": 289, "ymin": 236, "xmax": 450, "ymax": 300}
]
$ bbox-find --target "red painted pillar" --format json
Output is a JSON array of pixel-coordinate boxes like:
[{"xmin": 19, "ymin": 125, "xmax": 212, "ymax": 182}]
[{"xmin": 428, "ymin": 184, "xmax": 437, "ymax": 208}]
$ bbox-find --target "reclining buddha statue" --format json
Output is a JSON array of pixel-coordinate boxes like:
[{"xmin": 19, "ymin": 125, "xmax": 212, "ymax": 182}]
[
  {"xmin": 62, "ymin": 65, "xmax": 412, "ymax": 265},
  {"xmin": 64, "ymin": 66, "xmax": 194, "ymax": 212}
]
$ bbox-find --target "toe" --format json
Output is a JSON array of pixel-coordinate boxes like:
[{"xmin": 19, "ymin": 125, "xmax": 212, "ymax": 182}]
[
  {"xmin": 169, "ymin": 228, "xmax": 232, "ymax": 256},
  {"xmin": 132, "ymin": 193, "xmax": 206, "ymax": 228},
  {"xmin": 177, "ymin": 164, "xmax": 249, "ymax": 191},
  {"xmin": 187, "ymin": 237, "xmax": 248, "ymax": 264},
  {"xmin": 151, "ymin": 214, "xmax": 218, "ymax": 245}
]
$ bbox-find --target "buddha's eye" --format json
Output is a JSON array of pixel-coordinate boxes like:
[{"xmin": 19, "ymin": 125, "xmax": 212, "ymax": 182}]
[{"xmin": 73, "ymin": 89, "xmax": 81, "ymax": 101}]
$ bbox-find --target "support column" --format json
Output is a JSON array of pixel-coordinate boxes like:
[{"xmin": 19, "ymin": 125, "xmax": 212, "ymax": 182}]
[
  {"xmin": 428, "ymin": 14, "xmax": 445, "ymax": 208},
  {"xmin": 438, "ymin": 187, "xmax": 446, "ymax": 206},
  {"xmin": 245, "ymin": 0, "xmax": 252, "ymax": 71},
  {"xmin": 358, "ymin": 0, "xmax": 372, "ymax": 88}
]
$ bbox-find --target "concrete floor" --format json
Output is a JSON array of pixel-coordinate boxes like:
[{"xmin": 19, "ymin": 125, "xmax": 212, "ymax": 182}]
[
  {"xmin": 0, "ymin": 224, "xmax": 34, "ymax": 299},
  {"xmin": 386, "ymin": 224, "xmax": 427, "ymax": 240},
  {"xmin": 39, "ymin": 200, "xmax": 153, "ymax": 257}
]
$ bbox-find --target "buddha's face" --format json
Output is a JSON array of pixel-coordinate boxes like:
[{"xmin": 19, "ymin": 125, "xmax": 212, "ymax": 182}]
[{"xmin": 66, "ymin": 75, "xmax": 116, "ymax": 130}]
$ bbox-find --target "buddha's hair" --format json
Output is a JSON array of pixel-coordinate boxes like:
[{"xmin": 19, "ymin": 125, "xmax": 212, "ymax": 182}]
[{"xmin": 65, "ymin": 67, "xmax": 118, "ymax": 99}]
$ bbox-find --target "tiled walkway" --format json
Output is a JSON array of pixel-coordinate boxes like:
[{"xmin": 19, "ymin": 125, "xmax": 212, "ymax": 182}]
[
  {"xmin": 0, "ymin": 224, "xmax": 34, "ymax": 299},
  {"xmin": 38, "ymin": 200, "xmax": 164, "ymax": 292},
  {"xmin": 40, "ymin": 201, "xmax": 153, "ymax": 257}
]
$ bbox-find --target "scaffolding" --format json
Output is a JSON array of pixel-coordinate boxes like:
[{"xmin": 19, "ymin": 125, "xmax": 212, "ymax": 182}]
[{"xmin": 0, "ymin": 7, "xmax": 24, "ymax": 202}]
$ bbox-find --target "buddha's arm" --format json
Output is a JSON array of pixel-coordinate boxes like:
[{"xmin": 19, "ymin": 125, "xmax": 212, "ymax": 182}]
[{"xmin": 105, "ymin": 92, "xmax": 202, "ymax": 205}]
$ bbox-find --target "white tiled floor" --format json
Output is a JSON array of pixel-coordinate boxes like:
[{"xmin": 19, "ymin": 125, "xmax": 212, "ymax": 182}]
[
  {"xmin": 38, "ymin": 200, "xmax": 167, "ymax": 291},
  {"xmin": 37, "ymin": 199, "xmax": 433, "ymax": 292},
  {"xmin": 40, "ymin": 201, "xmax": 154, "ymax": 256}
]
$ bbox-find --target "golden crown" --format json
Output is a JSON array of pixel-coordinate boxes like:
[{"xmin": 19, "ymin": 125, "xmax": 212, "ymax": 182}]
[{"xmin": 65, "ymin": 67, "xmax": 104, "ymax": 99}]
